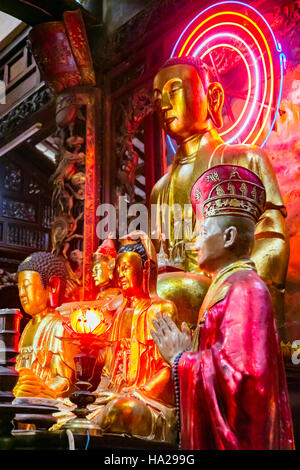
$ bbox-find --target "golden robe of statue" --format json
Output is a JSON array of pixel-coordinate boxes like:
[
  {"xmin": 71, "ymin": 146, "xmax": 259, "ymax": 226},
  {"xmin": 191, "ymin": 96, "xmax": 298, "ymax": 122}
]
[
  {"xmin": 151, "ymin": 57, "xmax": 289, "ymax": 330},
  {"xmin": 16, "ymin": 310, "xmax": 75, "ymax": 398},
  {"xmin": 89, "ymin": 232, "xmax": 178, "ymax": 443}
]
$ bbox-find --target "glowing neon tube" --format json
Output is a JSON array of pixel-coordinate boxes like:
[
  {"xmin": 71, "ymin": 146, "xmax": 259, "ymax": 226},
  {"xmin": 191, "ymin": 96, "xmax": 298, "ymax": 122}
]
[
  {"xmin": 200, "ymin": 44, "xmax": 251, "ymax": 137},
  {"xmin": 171, "ymin": 1, "xmax": 282, "ymax": 57},
  {"xmin": 170, "ymin": 1, "xmax": 284, "ymax": 147},
  {"xmin": 177, "ymin": 11, "xmax": 273, "ymax": 144},
  {"xmin": 185, "ymin": 21, "xmax": 268, "ymax": 139},
  {"xmin": 167, "ymin": 135, "xmax": 177, "ymax": 154}
]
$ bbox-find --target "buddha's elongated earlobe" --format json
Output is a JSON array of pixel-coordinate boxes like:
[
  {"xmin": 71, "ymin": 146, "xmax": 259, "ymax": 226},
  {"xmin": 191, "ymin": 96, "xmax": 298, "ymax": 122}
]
[
  {"xmin": 207, "ymin": 82, "xmax": 224, "ymax": 129},
  {"xmin": 142, "ymin": 259, "xmax": 151, "ymax": 295}
]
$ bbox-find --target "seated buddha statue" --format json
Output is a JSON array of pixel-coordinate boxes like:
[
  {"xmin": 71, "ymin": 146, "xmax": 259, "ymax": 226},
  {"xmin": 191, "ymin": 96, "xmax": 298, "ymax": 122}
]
[
  {"xmin": 151, "ymin": 56, "xmax": 289, "ymax": 330},
  {"xmin": 14, "ymin": 252, "xmax": 75, "ymax": 399},
  {"xmin": 89, "ymin": 231, "xmax": 178, "ymax": 444},
  {"xmin": 57, "ymin": 239, "xmax": 122, "ymax": 334}
]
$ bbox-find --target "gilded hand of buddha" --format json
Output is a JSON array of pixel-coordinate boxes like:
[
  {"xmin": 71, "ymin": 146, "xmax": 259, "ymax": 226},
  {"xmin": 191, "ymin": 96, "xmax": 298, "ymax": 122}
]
[{"xmin": 151, "ymin": 313, "xmax": 192, "ymax": 365}]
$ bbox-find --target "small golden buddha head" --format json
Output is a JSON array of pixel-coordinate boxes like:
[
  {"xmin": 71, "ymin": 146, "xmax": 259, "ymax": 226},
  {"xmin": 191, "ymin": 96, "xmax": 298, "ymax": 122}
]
[
  {"xmin": 116, "ymin": 239, "xmax": 149, "ymax": 297},
  {"xmin": 17, "ymin": 252, "xmax": 67, "ymax": 315},
  {"xmin": 91, "ymin": 239, "xmax": 117, "ymax": 287},
  {"xmin": 153, "ymin": 56, "xmax": 224, "ymax": 142}
]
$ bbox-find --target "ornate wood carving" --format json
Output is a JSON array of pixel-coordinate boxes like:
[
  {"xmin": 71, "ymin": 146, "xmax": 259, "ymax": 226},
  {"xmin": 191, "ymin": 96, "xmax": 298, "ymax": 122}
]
[
  {"xmin": 50, "ymin": 86, "xmax": 100, "ymax": 301},
  {"xmin": 0, "ymin": 269, "xmax": 17, "ymax": 291},
  {"xmin": 2, "ymin": 199, "xmax": 36, "ymax": 222},
  {"xmin": 28, "ymin": 10, "xmax": 96, "ymax": 95},
  {"xmin": 0, "ymin": 87, "xmax": 52, "ymax": 140},
  {"xmin": 0, "ymin": 156, "xmax": 52, "ymax": 255},
  {"xmin": 3, "ymin": 163, "xmax": 22, "ymax": 192},
  {"xmin": 7, "ymin": 224, "xmax": 48, "ymax": 250},
  {"xmin": 27, "ymin": 10, "xmax": 100, "ymax": 301}
]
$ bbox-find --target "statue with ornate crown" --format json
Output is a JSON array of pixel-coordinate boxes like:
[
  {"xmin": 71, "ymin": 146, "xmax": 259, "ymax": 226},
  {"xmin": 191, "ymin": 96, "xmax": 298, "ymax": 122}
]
[
  {"xmin": 88, "ymin": 231, "xmax": 178, "ymax": 444},
  {"xmin": 151, "ymin": 56, "xmax": 289, "ymax": 331},
  {"xmin": 152, "ymin": 165, "xmax": 294, "ymax": 450}
]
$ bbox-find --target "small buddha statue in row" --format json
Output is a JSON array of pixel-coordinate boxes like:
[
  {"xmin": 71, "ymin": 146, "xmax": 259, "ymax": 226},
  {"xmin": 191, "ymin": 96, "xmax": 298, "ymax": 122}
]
[
  {"xmin": 89, "ymin": 231, "xmax": 178, "ymax": 443},
  {"xmin": 91, "ymin": 238, "xmax": 120, "ymax": 301}
]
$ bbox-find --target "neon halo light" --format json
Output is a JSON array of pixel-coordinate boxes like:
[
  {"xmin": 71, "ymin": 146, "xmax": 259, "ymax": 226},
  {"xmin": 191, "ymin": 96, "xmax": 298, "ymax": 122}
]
[
  {"xmin": 168, "ymin": 1, "xmax": 286, "ymax": 149},
  {"xmin": 201, "ymin": 44, "xmax": 252, "ymax": 137},
  {"xmin": 194, "ymin": 32, "xmax": 260, "ymax": 145},
  {"xmin": 184, "ymin": 19, "xmax": 269, "ymax": 142}
]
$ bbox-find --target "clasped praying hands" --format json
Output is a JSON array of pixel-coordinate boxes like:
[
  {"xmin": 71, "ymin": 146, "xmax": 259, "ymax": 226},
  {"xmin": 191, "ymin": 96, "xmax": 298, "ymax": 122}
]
[{"xmin": 151, "ymin": 313, "xmax": 192, "ymax": 365}]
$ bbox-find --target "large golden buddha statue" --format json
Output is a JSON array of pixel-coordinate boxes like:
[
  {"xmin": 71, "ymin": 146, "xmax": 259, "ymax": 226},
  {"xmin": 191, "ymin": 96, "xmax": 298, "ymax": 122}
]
[
  {"xmin": 89, "ymin": 231, "xmax": 178, "ymax": 443},
  {"xmin": 151, "ymin": 56, "xmax": 289, "ymax": 330},
  {"xmin": 14, "ymin": 252, "xmax": 75, "ymax": 399}
]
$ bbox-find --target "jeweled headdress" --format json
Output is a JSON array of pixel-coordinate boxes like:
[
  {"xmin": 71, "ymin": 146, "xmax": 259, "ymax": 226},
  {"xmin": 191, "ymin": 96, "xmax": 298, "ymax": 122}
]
[{"xmin": 190, "ymin": 165, "xmax": 266, "ymax": 223}]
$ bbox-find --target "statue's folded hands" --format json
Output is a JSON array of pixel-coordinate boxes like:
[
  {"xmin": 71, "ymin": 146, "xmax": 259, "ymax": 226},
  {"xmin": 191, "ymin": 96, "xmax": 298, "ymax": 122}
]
[{"xmin": 151, "ymin": 314, "xmax": 192, "ymax": 366}]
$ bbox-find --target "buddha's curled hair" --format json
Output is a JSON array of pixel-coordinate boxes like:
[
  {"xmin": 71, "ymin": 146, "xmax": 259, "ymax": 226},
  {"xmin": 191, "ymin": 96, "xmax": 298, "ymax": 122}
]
[
  {"xmin": 118, "ymin": 239, "xmax": 148, "ymax": 267},
  {"xmin": 18, "ymin": 252, "xmax": 67, "ymax": 301}
]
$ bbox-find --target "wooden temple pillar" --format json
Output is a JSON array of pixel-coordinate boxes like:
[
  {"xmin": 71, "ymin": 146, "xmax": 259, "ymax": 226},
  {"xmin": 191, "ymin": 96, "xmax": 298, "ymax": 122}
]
[
  {"xmin": 55, "ymin": 86, "xmax": 101, "ymax": 301},
  {"xmin": 28, "ymin": 10, "xmax": 101, "ymax": 300}
]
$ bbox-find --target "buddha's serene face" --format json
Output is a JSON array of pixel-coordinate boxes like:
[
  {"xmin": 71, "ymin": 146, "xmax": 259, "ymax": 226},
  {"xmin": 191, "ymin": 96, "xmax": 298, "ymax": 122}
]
[
  {"xmin": 116, "ymin": 252, "xmax": 143, "ymax": 297},
  {"xmin": 92, "ymin": 258, "xmax": 112, "ymax": 287},
  {"xmin": 18, "ymin": 270, "xmax": 49, "ymax": 315},
  {"xmin": 153, "ymin": 64, "xmax": 208, "ymax": 142}
]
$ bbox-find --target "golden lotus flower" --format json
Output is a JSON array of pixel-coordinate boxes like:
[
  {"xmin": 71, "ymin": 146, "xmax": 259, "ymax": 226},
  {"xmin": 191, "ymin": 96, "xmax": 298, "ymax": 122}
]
[{"xmin": 70, "ymin": 307, "xmax": 108, "ymax": 336}]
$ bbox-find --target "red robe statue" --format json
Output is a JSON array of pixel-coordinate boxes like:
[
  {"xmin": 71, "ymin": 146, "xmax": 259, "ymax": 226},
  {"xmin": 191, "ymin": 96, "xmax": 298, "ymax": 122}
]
[{"xmin": 177, "ymin": 260, "xmax": 294, "ymax": 450}]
